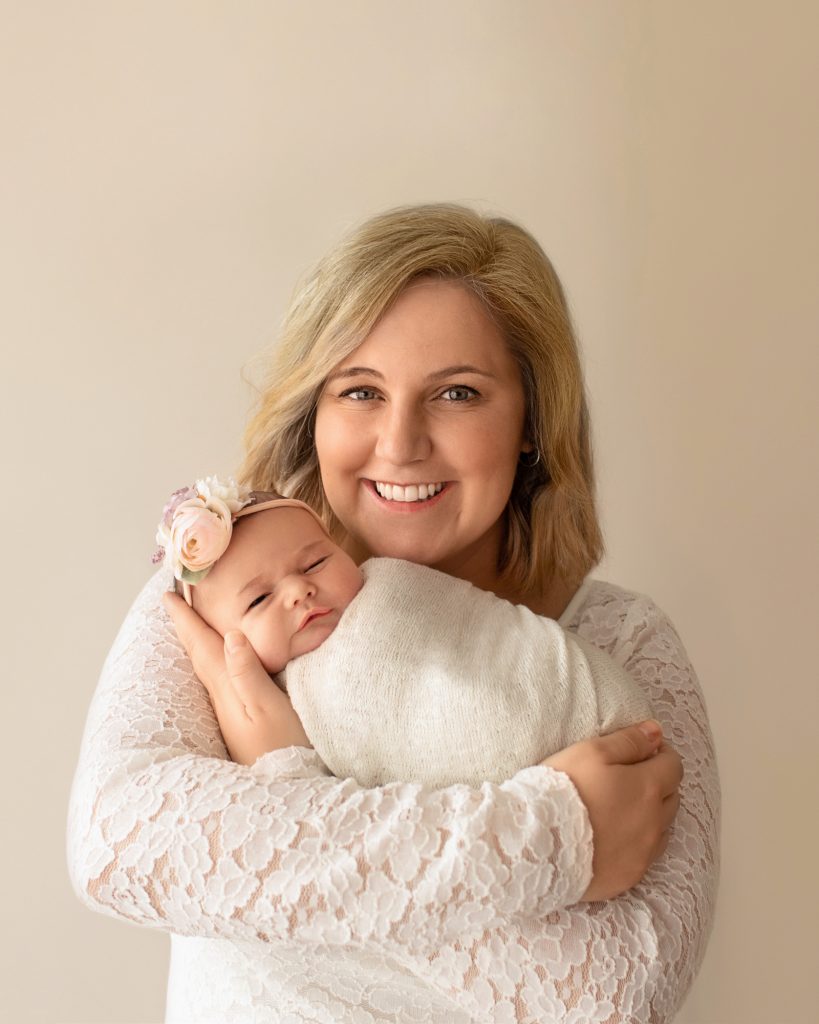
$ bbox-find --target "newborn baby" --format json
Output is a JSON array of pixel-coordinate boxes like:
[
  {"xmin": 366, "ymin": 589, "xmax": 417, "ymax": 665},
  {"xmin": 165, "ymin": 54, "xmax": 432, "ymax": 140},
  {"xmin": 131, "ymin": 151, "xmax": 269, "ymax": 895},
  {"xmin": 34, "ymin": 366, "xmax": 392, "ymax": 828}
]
[{"xmin": 155, "ymin": 477, "xmax": 653, "ymax": 786}]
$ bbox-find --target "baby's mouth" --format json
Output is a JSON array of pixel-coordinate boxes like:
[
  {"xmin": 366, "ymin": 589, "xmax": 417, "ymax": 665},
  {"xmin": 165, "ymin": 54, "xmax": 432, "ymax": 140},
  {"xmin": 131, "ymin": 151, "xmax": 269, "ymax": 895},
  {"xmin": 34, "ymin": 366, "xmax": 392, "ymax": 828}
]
[{"xmin": 298, "ymin": 608, "xmax": 332, "ymax": 631}]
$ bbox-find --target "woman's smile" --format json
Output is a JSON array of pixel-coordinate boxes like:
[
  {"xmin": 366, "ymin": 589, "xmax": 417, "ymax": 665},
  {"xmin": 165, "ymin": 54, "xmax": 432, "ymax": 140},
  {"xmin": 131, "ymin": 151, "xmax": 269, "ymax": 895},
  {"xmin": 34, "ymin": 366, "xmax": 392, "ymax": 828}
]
[
  {"xmin": 364, "ymin": 479, "xmax": 450, "ymax": 510},
  {"xmin": 372, "ymin": 480, "xmax": 445, "ymax": 501}
]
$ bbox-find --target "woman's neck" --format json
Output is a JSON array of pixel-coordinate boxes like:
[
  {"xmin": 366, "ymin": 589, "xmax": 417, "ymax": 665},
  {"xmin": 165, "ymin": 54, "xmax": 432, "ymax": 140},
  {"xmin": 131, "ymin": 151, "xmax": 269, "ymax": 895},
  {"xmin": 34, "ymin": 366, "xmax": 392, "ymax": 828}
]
[
  {"xmin": 429, "ymin": 526, "xmax": 580, "ymax": 620},
  {"xmin": 505, "ymin": 576, "xmax": 578, "ymax": 620},
  {"xmin": 341, "ymin": 530, "xmax": 578, "ymax": 621},
  {"xmin": 433, "ymin": 560, "xmax": 577, "ymax": 620}
]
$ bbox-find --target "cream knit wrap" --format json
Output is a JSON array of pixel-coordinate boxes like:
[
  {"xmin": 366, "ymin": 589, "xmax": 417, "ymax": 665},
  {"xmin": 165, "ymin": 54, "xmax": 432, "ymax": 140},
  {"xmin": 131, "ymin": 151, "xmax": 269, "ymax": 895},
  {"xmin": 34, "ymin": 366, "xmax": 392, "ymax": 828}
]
[{"xmin": 284, "ymin": 558, "xmax": 653, "ymax": 787}]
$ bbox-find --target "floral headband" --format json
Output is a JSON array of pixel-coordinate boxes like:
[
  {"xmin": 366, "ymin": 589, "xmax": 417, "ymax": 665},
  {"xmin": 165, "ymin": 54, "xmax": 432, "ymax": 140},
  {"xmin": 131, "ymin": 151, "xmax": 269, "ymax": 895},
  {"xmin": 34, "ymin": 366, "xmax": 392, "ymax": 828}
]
[{"xmin": 153, "ymin": 475, "xmax": 329, "ymax": 606}]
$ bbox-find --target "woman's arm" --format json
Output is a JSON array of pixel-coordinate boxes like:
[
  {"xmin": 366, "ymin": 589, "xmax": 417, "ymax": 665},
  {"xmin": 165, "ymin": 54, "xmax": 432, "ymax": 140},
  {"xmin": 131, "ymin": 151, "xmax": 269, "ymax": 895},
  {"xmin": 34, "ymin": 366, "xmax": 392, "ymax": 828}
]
[
  {"xmin": 66, "ymin": 568, "xmax": 597, "ymax": 950},
  {"xmin": 413, "ymin": 592, "xmax": 721, "ymax": 1023}
]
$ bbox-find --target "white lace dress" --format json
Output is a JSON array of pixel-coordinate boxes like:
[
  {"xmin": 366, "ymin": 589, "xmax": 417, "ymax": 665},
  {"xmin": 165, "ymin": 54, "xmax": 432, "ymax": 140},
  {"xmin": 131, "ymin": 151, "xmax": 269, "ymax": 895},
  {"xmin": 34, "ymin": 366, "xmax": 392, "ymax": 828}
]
[{"xmin": 66, "ymin": 569, "xmax": 721, "ymax": 1023}]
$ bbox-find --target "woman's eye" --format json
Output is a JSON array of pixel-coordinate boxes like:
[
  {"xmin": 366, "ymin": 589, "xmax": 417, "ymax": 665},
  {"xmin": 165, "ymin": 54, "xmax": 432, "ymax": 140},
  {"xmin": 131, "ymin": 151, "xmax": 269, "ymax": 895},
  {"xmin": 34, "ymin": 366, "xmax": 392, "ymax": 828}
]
[
  {"xmin": 246, "ymin": 593, "xmax": 269, "ymax": 612},
  {"xmin": 339, "ymin": 386, "xmax": 378, "ymax": 401},
  {"xmin": 305, "ymin": 556, "xmax": 329, "ymax": 573},
  {"xmin": 440, "ymin": 385, "xmax": 479, "ymax": 402}
]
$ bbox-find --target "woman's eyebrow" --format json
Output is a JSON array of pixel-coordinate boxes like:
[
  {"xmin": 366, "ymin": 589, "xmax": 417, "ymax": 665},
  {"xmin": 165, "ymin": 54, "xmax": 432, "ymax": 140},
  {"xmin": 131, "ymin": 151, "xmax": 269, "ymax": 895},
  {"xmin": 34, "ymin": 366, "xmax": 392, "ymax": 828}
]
[
  {"xmin": 326, "ymin": 366, "xmax": 383, "ymax": 381},
  {"xmin": 327, "ymin": 364, "xmax": 496, "ymax": 382},
  {"xmin": 427, "ymin": 364, "xmax": 497, "ymax": 381}
]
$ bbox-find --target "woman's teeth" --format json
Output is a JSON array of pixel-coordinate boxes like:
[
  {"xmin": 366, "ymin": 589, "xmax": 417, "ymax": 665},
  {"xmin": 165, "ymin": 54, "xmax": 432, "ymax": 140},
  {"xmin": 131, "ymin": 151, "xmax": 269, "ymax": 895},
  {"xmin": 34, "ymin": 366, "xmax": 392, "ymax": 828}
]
[{"xmin": 374, "ymin": 481, "xmax": 444, "ymax": 502}]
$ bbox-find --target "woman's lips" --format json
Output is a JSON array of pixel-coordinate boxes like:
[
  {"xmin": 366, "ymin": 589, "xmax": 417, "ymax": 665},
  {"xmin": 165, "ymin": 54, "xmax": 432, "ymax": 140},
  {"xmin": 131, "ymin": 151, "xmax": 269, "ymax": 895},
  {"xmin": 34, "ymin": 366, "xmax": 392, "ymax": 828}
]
[{"xmin": 363, "ymin": 479, "xmax": 450, "ymax": 511}]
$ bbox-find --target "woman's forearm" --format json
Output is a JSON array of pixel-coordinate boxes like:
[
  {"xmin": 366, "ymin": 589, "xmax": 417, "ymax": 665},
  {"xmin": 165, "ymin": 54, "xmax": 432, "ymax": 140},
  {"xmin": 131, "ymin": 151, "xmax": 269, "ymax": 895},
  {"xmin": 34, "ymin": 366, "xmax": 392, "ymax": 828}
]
[
  {"xmin": 67, "ymin": 569, "xmax": 596, "ymax": 952},
  {"xmin": 401, "ymin": 597, "xmax": 721, "ymax": 1023}
]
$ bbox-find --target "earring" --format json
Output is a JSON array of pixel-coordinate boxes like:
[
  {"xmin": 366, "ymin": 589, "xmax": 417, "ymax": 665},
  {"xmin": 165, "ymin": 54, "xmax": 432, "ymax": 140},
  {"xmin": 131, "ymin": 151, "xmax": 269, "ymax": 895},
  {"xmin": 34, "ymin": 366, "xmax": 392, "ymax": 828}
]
[{"xmin": 519, "ymin": 448, "xmax": 541, "ymax": 468}]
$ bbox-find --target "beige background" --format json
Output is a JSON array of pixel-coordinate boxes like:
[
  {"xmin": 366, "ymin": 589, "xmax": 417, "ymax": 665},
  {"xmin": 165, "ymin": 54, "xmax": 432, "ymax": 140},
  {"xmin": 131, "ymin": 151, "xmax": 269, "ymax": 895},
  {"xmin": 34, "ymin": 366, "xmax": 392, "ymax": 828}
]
[{"xmin": 2, "ymin": 2, "xmax": 817, "ymax": 1022}]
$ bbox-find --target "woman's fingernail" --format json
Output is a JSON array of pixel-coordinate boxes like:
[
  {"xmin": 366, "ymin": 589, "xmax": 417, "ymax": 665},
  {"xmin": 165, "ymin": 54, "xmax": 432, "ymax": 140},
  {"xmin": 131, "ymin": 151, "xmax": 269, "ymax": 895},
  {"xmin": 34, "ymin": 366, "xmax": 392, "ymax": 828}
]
[
  {"xmin": 225, "ymin": 631, "xmax": 246, "ymax": 652},
  {"xmin": 638, "ymin": 720, "xmax": 662, "ymax": 740}
]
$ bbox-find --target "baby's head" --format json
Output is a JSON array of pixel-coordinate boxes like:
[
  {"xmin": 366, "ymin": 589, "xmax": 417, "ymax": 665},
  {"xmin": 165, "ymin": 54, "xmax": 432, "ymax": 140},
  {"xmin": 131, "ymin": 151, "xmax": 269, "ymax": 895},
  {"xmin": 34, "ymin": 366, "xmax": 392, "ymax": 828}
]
[{"xmin": 154, "ymin": 477, "xmax": 364, "ymax": 674}]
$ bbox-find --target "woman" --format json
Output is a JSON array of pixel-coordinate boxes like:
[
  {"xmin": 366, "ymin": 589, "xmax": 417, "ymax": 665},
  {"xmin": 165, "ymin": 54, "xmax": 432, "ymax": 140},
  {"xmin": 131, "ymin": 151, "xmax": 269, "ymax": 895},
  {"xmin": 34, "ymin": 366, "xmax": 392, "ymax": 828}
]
[{"xmin": 67, "ymin": 203, "xmax": 720, "ymax": 1023}]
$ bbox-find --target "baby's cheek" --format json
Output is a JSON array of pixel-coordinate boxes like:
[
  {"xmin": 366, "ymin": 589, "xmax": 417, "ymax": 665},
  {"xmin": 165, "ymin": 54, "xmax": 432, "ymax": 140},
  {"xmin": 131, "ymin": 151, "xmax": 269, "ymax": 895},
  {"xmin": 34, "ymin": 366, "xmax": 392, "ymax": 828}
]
[{"xmin": 256, "ymin": 623, "xmax": 291, "ymax": 675}]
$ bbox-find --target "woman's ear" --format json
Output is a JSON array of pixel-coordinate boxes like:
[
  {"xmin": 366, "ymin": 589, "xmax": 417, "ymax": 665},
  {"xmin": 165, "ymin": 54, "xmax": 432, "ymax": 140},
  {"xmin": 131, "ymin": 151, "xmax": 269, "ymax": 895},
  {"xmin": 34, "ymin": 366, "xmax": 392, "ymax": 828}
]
[{"xmin": 518, "ymin": 445, "xmax": 542, "ymax": 469}]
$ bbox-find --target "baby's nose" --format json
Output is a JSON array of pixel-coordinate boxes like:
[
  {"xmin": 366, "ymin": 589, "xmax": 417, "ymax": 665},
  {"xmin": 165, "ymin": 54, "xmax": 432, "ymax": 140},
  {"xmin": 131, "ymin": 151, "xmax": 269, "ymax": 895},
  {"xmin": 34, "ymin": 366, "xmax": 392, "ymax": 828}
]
[{"xmin": 283, "ymin": 574, "xmax": 316, "ymax": 605}]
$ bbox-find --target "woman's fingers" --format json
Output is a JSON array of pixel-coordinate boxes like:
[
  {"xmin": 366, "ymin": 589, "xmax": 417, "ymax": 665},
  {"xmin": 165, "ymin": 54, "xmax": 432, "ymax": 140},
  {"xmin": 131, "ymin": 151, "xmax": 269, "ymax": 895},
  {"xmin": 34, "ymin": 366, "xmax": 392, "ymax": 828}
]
[
  {"xmin": 224, "ymin": 631, "xmax": 276, "ymax": 716},
  {"xmin": 545, "ymin": 726, "xmax": 685, "ymax": 900},
  {"xmin": 595, "ymin": 721, "xmax": 664, "ymax": 764},
  {"xmin": 223, "ymin": 631, "xmax": 313, "ymax": 759},
  {"xmin": 650, "ymin": 741, "xmax": 684, "ymax": 799},
  {"xmin": 596, "ymin": 726, "xmax": 683, "ymax": 797},
  {"xmin": 162, "ymin": 593, "xmax": 310, "ymax": 764},
  {"xmin": 661, "ymin": 788, "xmax": 681, "ymax": 832},
  {"xmin": 655, "ymin": 830, "xmax": 671, "ymax": 861},
  {"xmin": 162, "ymin": 591, "xmax": 226, "ymax": 694}
]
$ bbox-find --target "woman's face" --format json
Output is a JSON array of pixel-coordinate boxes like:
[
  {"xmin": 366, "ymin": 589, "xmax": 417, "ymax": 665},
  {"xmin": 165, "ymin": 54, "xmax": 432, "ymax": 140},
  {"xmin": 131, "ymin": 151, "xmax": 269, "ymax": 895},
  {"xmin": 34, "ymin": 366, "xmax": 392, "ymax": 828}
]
[{"xmin": 314, "ymin": 277, "xmax": 532, "ymax": 584}]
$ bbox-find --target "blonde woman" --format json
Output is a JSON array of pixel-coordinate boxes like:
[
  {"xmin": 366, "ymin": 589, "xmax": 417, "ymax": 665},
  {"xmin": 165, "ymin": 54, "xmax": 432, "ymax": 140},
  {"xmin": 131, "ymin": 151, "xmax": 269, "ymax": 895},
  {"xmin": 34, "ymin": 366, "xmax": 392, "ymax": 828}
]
[{"xmin": 67, "ymin": 204, "xmax": 720, "ymax": 1023}]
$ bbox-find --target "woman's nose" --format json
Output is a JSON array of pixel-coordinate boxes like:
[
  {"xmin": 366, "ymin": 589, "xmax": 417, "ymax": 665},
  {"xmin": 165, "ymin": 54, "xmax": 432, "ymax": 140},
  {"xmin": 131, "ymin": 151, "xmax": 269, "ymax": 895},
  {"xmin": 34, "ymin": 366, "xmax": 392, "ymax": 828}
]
[{"xmin": 374, "ymin": 403, "xmax": 431, "ymax": 465}]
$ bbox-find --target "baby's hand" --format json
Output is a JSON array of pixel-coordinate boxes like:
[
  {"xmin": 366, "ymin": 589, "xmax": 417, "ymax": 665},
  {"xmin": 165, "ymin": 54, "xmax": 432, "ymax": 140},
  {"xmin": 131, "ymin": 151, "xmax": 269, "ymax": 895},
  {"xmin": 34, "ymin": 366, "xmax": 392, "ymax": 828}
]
[{"xmin": 163, "ymin": 591, "xmax": 312, "ymax": 765}]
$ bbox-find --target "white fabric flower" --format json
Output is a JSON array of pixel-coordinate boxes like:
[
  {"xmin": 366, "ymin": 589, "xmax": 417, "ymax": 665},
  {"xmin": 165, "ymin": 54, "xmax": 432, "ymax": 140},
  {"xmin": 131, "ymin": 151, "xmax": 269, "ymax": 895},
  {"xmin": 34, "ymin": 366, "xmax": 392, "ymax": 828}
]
[{"xmin": 194, "ymin": 476, "xmax": 247, "ymax": 516}]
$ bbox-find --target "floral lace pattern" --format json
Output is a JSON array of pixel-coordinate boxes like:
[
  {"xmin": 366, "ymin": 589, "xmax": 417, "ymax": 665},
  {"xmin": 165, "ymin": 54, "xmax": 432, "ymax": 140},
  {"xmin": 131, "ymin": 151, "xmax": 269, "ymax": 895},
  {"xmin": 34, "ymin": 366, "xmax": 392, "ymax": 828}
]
[{"xmin": 66, "ymin": 569, "xmax": 720, "ymax": 1022}]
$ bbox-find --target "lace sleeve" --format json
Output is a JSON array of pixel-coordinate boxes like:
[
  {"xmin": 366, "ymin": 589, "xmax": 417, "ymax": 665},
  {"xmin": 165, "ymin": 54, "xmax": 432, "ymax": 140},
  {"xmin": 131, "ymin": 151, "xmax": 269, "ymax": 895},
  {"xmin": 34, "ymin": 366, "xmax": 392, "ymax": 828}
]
[
  {"xmin": 414, "ymin": 589, "xmax": 721, "ymax": 1023},
  {"xmin": 66, "ymin": 568, "xmax": 596, "ymax": 952}
]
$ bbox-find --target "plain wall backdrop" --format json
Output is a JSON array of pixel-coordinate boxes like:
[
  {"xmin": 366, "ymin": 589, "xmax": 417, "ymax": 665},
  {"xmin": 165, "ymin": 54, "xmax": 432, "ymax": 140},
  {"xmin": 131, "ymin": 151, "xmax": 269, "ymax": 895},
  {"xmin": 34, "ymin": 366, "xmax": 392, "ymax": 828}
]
[{"xmin": 2, "ymin": 2, "xmax": 817, "ymax": 1022}]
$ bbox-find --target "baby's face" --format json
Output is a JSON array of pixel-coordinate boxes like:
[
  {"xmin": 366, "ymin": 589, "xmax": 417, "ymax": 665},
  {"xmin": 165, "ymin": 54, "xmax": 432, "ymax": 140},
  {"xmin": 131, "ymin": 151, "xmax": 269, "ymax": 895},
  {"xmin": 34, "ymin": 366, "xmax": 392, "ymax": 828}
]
[{"xmin": 191, "ymin": 507, "xmax": 364, "ymax": 674}]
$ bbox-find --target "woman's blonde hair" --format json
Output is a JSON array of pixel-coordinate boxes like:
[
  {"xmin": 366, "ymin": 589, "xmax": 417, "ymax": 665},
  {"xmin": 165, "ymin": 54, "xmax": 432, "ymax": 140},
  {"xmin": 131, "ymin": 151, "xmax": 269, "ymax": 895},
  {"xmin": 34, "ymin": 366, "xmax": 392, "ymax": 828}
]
[{"xmin": 240, "ymin": 202, "xmax": 604, "ymax": 593}]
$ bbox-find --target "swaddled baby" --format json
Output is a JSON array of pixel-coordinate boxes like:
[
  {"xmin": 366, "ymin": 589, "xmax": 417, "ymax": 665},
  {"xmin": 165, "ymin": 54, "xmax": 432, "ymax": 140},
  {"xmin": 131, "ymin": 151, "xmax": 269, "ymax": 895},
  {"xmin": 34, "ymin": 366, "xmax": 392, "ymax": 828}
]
[{"xmin": 155, "ymin": 477, "xmax": 652, "ymax": 785}]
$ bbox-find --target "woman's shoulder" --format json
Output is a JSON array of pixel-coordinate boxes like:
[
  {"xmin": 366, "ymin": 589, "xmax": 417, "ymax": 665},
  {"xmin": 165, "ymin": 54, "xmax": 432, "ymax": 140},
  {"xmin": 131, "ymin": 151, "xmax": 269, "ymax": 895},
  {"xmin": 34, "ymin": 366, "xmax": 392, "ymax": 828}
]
[
  {"xmin": 561, "ymin": 576, "xmax": 679, "ymax": 658},
  {"xmin": 129, "ymin": 564, "xmax": 175, "ymax": 618},
  {"xmin": 105, "ymin": 566, "xmax": 176, "ymax": 660},
  {"xmin": 563, "ymin": 575, "xmax": 668, "ymax": 623}
]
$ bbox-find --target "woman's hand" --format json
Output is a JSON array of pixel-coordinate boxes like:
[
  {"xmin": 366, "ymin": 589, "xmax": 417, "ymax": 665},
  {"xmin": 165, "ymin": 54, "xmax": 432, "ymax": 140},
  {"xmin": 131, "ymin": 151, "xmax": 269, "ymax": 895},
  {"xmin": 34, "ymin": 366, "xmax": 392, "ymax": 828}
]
[
  {"xmin": 542, "ymin": 720, "xmax": 682, "ymax": 902},
  {"xmin": 162, "ymin": 591, "xmax": 313, "ymax": 765}
]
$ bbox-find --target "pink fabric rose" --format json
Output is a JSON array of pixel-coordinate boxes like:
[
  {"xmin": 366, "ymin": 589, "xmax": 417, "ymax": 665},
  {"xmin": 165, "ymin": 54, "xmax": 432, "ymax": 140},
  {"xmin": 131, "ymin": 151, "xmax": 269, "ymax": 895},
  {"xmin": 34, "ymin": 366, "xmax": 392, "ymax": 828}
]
[
  {"xmin": 169, "ymin": 500, "xmax": 233, "ymax": 575},
  {"xmin": 152, "ymin": 476, "xmax": 251, "ymax": 583}
]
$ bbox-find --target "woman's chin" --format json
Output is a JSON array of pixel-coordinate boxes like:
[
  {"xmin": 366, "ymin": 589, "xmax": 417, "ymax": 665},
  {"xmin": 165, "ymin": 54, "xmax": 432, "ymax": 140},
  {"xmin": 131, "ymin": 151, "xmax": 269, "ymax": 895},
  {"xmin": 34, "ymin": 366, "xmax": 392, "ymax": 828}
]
[
  {"xmin": 367, "ymin": 541, "xmax": 443, "ymax": 567},
  {"xmin": 349, "ymin": 523, "xmax": 440, "ymax": 565}
]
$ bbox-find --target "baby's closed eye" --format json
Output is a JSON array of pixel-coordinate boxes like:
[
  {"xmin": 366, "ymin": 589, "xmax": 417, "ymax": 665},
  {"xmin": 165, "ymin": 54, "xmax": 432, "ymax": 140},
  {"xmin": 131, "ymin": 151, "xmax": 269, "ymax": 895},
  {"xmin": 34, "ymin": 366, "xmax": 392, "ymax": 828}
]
[{"xmin": 305, "ymin": 556, "xmax": 330, "ymax": 572}]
